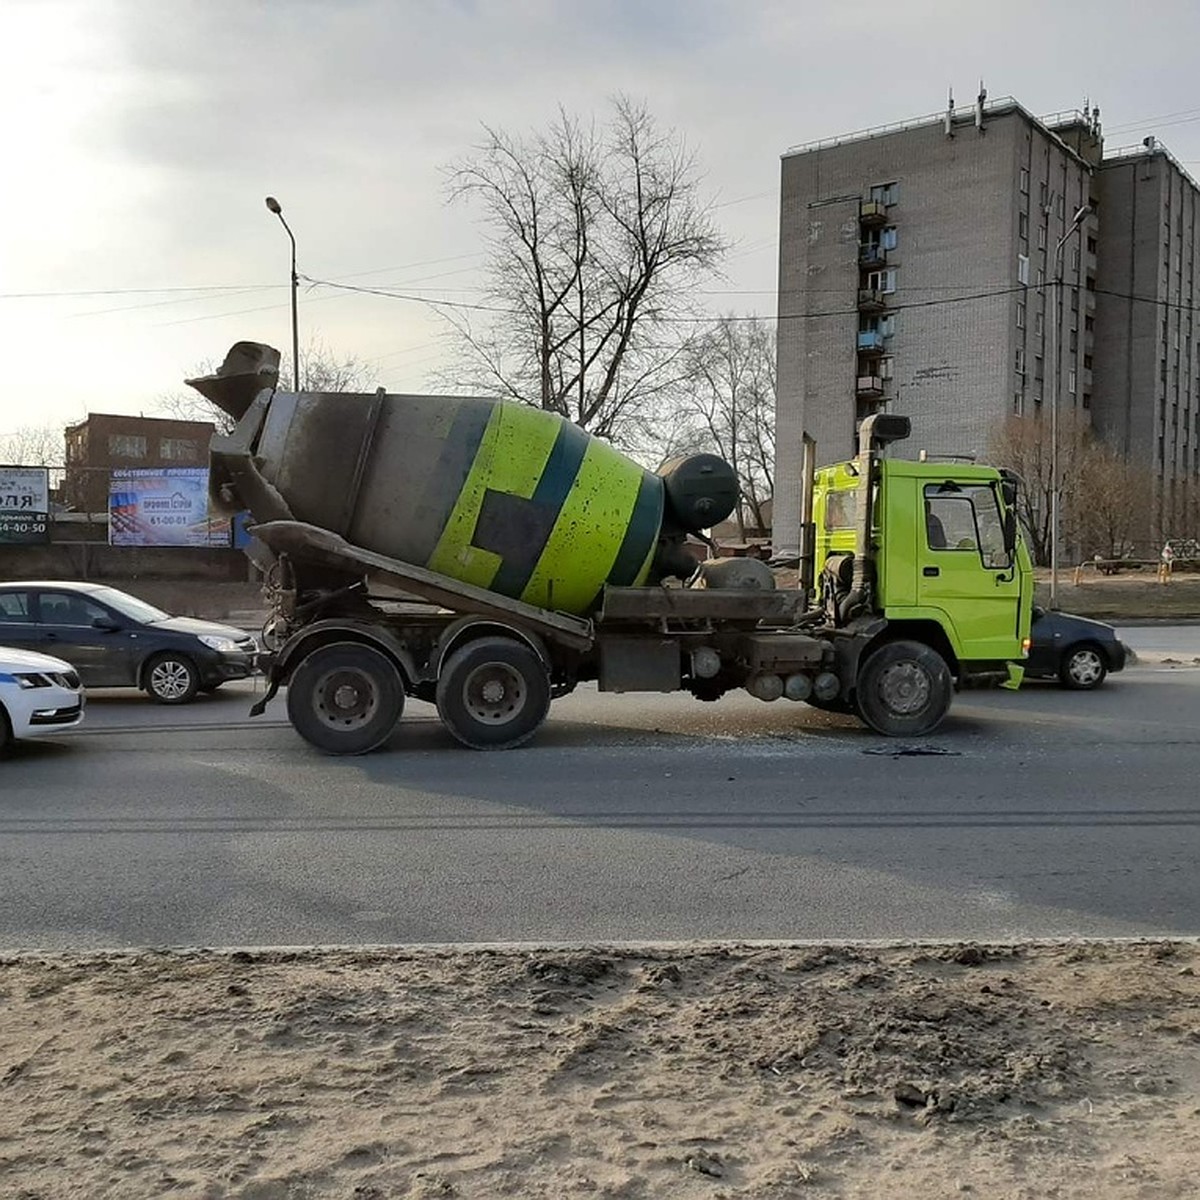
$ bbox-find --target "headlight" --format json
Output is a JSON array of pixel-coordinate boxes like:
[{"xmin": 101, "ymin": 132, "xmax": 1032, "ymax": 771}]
[
  {"xmin": 198, "ymin": 635, "xmax": 239, "ymax": 653},
  {"xmin": 15, "ymin": 673, "xmax": 51, "ymax": 689}
]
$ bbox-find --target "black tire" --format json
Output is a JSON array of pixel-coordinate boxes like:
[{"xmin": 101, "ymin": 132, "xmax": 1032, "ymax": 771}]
[
  {"xmin": 436, "ymin": 636, "xmax": 551, "ymax": 750},
  {"xmin": 855, "ymin": 640, "xmax": 953, "ymax": 737},
  {"xmin": 199, "ymin": 682, "xmax": 224, "ymax": 695},
  {"xmin": 0, "ymin": 704, "xmax": 12, "ymax": 756},
  {"xmin": 286, "ymin": 642, "xmax": 405, "ymax": 756},
  {"xmin": 144, "ymin": 653, "xmax": 200, "ymax": 705},
  {"xmin": 1059, "ymin": 643, "xmax": 1108, "ymax": 690}
]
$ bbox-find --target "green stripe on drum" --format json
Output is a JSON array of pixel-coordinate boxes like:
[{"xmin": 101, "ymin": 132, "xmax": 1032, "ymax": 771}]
[
  {"xmin": 520, "ymin": 441, "xmax": 658, "ymax": 613},
  {"xmin": 426, "ymin": 405, "xmax": 563, "ymax": 589},
  {"xmin": 606, "ymin": 470, "xmax": 664, "ymax": 587},
  {"xmin": 405, "ymin": 399, "xmax": 495, "ymax": 567},
  {"xmin": 484, "ymin": 420, "xmax": 591, "ymax": 599}
]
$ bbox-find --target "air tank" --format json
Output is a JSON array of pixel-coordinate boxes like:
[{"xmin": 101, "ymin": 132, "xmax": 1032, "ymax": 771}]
[{"xmin": 192, "ymin": 343, "xmax": 739, "ymax": 616}]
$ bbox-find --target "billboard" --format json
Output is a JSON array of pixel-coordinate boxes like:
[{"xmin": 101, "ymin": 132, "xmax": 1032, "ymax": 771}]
[
  {"xmin": 108, "ymin": 468, "xmax": 230, "ymax": 547},
  {"xmin": 0, "ymin": 466, "xmax": 51, "ymax": 545}
]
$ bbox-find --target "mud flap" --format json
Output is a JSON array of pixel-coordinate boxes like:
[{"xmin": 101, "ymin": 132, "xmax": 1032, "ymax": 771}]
[{"xmin": 1001, "ymin": 662, "xmax": 1025, "ymax": 691}]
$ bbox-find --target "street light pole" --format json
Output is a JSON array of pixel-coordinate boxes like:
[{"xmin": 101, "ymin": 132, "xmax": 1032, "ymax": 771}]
[
  {"xmin": 264, "ymin": 196, "xmax": 301, "ymax": 392},
  {"xmin": 1049, "ymin": 203, "xmax": 1093, "ymax": 609}
]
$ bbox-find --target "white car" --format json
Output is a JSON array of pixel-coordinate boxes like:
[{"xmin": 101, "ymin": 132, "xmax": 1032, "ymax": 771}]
[{"xmin": 0, "ymin": 647, "xmax": 85, "ymax": 752}]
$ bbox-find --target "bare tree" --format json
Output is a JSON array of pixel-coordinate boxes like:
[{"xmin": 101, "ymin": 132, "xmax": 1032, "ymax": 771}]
[
  {"xmin": 670, "ymin": 317, "xmax": 776, "ymax": 539},
  {"xmin": 988, "ymin": 411, "xmax": 1091, "ymax": 566},
  {"xmin": 156, "ymin": 338, "xmax": 378, "ymax": 433},
  {"xmin": 1076, "ymin": 442, "xmax": 1155, "ymax": 560},
  {"xmin": 0, "ymin": 424, "xmax": 65, "ymax": 467},
  {"xmin": 443, "ymin": 95, "xmax": 727, "ymax": 444}
]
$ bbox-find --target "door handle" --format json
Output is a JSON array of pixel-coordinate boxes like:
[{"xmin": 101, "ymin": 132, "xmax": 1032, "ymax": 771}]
[{"xmin": 923, "ymin": 566, "xmax": 939, "ymax": 577}]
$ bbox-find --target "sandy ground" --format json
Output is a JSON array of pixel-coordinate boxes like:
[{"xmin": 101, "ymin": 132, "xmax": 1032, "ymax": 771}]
[{"xmin": 2, "ymin": 941, "xmax": 1198, "ymax": 1199}]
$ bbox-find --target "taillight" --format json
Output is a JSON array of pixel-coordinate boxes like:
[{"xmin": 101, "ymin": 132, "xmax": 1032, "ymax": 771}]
[{"xmin": 1021, "ymin": 637, "xmax": 1031, "ymax": 655}]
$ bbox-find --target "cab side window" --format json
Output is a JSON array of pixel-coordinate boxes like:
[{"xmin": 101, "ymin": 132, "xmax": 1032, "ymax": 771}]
[{"xmin": 924, "ymin": 484, "xmax": 1010, "ymax": 568}]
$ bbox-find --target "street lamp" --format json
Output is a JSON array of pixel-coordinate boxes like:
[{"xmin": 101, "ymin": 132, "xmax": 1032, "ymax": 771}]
[
  {"xmin": 265, "ymin": 196, "xmax": 301, "ymax": 392},
  {"xmin": 1048, "ymin": 202, "xmax": 1093, "ymax": 608}
]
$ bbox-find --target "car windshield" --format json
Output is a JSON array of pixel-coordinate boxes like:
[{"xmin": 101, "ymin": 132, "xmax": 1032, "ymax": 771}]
[{"xmin": 90, "ymin": 587, "xmax": 170, "ymax": 624}]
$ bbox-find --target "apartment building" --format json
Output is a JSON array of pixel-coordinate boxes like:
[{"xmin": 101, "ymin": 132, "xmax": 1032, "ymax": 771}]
[
  {"xmin": 1093, "ymin": 141, "xmax": 1200, "ymax": 535},
  {"xmin": 775, "ymin": 99, "xmax": 1200, "ymax": 556},
  {"xmin": 774, "ymin": 94, "xmax": 1101, "ymax": 556}
]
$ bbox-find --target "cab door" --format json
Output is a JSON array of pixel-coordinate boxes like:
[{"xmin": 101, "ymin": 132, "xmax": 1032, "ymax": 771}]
[{"xmin": 919, "ymin": 482, "xmax": 1023, "ymax": 661}]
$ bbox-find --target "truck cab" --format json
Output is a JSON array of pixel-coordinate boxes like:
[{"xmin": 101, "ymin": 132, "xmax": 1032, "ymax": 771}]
[{"xmin": 812, "ymin": 445, "xmax": 1033, "ymax": 690}]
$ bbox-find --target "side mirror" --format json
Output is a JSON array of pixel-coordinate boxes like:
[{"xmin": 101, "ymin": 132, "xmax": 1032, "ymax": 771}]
[
  {"xmin": 92, "ymin": 616, "xmax": 121, "ymax": 632},
  {"xmin": 1003, "ymin": 509, "xmax": 1017, "ymax": 556}
]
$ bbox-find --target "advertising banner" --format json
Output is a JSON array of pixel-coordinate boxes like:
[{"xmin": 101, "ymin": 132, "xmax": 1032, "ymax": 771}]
[
  {"xmin": 108, "ymin": 468, "xmax": 231, "ymax": 547},
  {"xmin": 0, "ymin": 466, "xmax": 51, "ymax": 545}
]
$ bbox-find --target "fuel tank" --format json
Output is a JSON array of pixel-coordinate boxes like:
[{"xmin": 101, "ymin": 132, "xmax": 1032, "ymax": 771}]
[{"xmin": 192, "ymin": 342, "xmax": 738, "ymax": 616}]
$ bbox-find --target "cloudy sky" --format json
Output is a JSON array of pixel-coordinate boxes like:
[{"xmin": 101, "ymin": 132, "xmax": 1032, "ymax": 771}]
[{"xmin": 3, "ymin": 0, "xmax": 1200, "ymax": 439}]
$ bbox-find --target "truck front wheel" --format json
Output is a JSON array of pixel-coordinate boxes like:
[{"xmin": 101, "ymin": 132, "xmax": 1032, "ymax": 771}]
[
  {"xmin": 855, "ymin": 640, "xmax": 952, "ymax": 737},
  {"xmin": 436, "ymin": 637, "xmax": 551, "ymax": 750},
  {"xmin": 287, "ymin": 642, "xmax": 405, "ymax": 755}
]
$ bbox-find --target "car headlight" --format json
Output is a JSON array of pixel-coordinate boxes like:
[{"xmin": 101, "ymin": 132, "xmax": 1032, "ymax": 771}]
[
  {"xmin": 15, "ymin": 673, "xmax": 51, "ymax": 689},
  {"xmin": 198, "ymin": 635, "xmax": 239, "ymax": 653}
]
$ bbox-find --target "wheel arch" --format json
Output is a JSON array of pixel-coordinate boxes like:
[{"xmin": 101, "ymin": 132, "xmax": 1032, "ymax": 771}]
[
  {"xmin": 434, "ymin": 618, "xmax": 550, "ymax": 677},
  {"xmin": 864, "ymin": 619, "xmax": 960, "ymax": 676},
  {"xmin": 274, "ymin": 620, "xmax": 419, "ymax": 689}
]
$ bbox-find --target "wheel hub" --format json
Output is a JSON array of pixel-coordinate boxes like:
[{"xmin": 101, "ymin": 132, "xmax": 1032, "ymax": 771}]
[
  {"xmin": 464, "ymin": 664, "xmax": 526, "ymax": 725},
  {"xmin": 314, "ymin": 668, "xmax": 378, "ymax": 729},
  {"xmin": 878, "ymin": 661, "xmax": 931, "ymax": 716}
]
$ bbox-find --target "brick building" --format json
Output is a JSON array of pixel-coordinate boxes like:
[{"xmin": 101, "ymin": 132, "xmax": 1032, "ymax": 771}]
[{"xmin": 63, "ymin": 414, "xmax": 214, "ymax": 514}]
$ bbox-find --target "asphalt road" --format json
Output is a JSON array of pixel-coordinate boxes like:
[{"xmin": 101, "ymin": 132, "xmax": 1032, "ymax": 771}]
[{"xmin": 1, "ymin": 626, "xmax": 1198, "ymax": 951}]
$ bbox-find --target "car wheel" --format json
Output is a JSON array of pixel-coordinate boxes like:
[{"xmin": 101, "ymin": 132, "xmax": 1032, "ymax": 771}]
[
  {"xmin": 855, "ymin": 640, "xmax": 953, "ymax": 737},
  {"xmin": 144, "ymin": 653, "xmax": 201, "ymax": 704},
  {"xmin": 1059, "ymin": 644, "xmax": 1108, "ymax": 690},
  {"xmin": 436, "ymin": 636, "xmax": 551, "ymax": 750},
  {"xmin": 0, "ymin": 704, "xmax": 12, "ymax": 756},
  {"xmin": 286, "ymin": 642, "xmax": 405, "ymax": 756}
]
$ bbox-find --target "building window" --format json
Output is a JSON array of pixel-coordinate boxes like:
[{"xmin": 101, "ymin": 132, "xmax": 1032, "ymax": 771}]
[
  {"xmin": 1069, "ymin": 329, "xmax": 1078, "ymax": 352},
  {"xmin": 1014, "ymin": 391, "xmax": 1023, "ymax": 414},
  {"xmin": 160, "ymin": 437, "xmax": 198, "ymax": 462},
  {"xmin": 1037, "ymin": 224, "xmax": 1048, "ymax": 250},
  {"xmin": 881, "ymin": 226, "xmax": 898, "ymax": 251},
  {"xmin": 108, "ymin": 435, "xmax": 147, "ymax": 459},
  {"xmin": 1087, "ymin": 236, "xmax": 1097, "ymax": 254},
  {"xmin": 1082, "ymin": 393, "xmax": 1092, "ymax": 410},
  {"xmin": 1057, "ymin": 195, "xmax": 1065, "ymax": 219},
  {"xmin": 1039, "ymin": 181, "xmax": 1049, "ymax": 207},
  {"xmin": 1034, "ymin": 355, "xmax": 1044, "ymax": 382},
  {"xmin": 1035, "ymin": 311, "xmax": 1045, "ymax": 337},
  {"xmin": 878, "ymin": 356, "xmax": 895, "ymax": 380},
  {"xmin": 1016, "ymin": 302, "xmax": 1026, "ymax": 329},
  {"xmin": 1036, "ymin": 268, "xmax": 1045, "ymax": 288},
  {"xmin": 1019, "ymin": 167, "xmax": 1030, "ymax": 194},
  {"xmin": 1018, "ymin": 212, "xmax": 1029, "ymax": 240},
  {"xmin": 1015, "ymin": 348, "xmax": 1026, "ymax": 375},
  {"xmin": 1068, "ymin": 369, "xmax": 1077, "ymax": 395},
  {"xmin": 865, "ymin": 268, "xmax": 896, "ymax": 294},
  {"xmin": 869, "ymin": 182, "xmax": 898, "ymax": 206},
  {"xmin": 1018, "ymin": 254, "xmax": 1030, "ymax": 285}
]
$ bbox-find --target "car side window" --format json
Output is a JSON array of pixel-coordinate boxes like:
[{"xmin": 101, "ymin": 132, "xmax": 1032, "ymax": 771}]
[
  {"xmin": 37, "ymin": 592, "xmax": 112, "ymax": 627},
  {"xmin": 0, "ymin": 592, "xmax": 31, "ymax": 622}
]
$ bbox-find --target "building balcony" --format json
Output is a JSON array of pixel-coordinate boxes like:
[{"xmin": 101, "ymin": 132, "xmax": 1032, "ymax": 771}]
[
  {"xmin": 859, "ymin": 244, "xmax": 887, "ymax": 268},
  {"xmin": 857, "ymin": 330, "xmax": 885, "ymax": 352},
  {"xmin": 856, "ymin": 375, "xmax": 885, "ymax": 399},
  {"xmin": 857, "ymin": 287, "xmax": 887, "ymax": 313},
  {"xmin": 859, "ymin": 200, "xmax": 888, "ymax": 227}
]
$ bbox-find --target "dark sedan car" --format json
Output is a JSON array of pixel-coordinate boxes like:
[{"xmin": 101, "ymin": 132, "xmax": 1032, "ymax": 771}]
[
  {"xmin": 1025, "ymin": 606, "xmax": 1128, "ymax": 690},
  {"xmin": 0, "ymin": 582, "xmax": 257, "ymax": 704}
]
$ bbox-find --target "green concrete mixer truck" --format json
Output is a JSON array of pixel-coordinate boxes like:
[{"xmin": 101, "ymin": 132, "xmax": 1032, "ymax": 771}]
[{"xmin": 191, "ymin": 342, "xmax": 1034, "ymax": 755}]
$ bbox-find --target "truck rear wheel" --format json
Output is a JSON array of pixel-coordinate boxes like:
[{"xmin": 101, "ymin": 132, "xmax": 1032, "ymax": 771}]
[
  {"xmin": 286, "ymin": 642, "xmax": 405, "ymax": 755},
  {"xmin": 436, "ymin": 636, "xmax": 550, "ymax": 750},
  {"xmin": 855, "ymin": 640, "xmax": 952, "ymax": 737}
]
